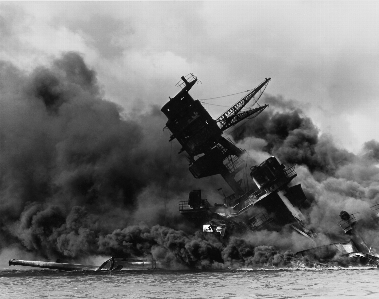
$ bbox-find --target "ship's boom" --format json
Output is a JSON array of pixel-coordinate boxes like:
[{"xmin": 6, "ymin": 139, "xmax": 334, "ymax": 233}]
[{"xmin": 216, "ymin": 78, "xmax": 270, "ymax": 131}]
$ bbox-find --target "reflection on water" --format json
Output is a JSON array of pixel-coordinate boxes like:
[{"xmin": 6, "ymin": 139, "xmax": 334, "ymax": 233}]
[{"xmin": 0, "ymin": 268, "xmax": 378, "ymax": 298}]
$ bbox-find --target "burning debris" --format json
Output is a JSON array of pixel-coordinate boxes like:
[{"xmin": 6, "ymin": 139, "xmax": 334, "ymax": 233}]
[{"xmin": 3, "ymin": 56, "xmax": 379, "ymax": 271}]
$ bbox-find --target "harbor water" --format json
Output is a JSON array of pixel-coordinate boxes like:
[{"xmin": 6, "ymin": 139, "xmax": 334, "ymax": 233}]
[{"xmin": 0, "ymin": 268, "xmax": 378, "ymax": 298}]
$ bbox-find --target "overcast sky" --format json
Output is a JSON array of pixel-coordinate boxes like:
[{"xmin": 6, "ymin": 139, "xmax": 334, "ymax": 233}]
[{"xmin": 1, "ymin": 1, "xmax": 379, "ymax": 153}]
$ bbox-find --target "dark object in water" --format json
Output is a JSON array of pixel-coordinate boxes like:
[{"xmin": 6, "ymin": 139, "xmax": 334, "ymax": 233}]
[
  {"xmin": 9, "ymin": 256, "xmax": 158, "ymax": 271},
  {"xmin": 96, "ymin": 257, "xmax": 157, "ymax": 271},
  {"xmin": 9, "ymin": 259, "xmax": 97, "ymax": 271}
]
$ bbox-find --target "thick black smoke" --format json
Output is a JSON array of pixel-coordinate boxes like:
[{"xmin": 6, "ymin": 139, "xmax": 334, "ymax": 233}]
[
  {"xmin": 0, "ymin": 52, "xmax": 227, "ymax": 263},
  {"xmin": 231, "ymin": 95, "xmax": 355, "ymax": 176},
  {"xmin": 2, "ymin": 52, "xmax": 379, "ymax": 269},
  {"xmin": 229, "ymin": 93, "xmax": 379, "ymax": 259}
]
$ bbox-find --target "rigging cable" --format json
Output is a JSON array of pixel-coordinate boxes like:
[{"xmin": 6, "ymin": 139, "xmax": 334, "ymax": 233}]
[
  {"xmin": 199, "ymin": 84, "xmax": 267, "ymax": 111},
  {"xmin": 199, "ymin": 101, "xmax": 236, "ymax": 108},
  {"xmin": 198, "ymin": 89, "xmax": 252, "ymax": 101},
  {"xmin": 199, "ymin": 101, "xmax": 254, "ymax": 112}
]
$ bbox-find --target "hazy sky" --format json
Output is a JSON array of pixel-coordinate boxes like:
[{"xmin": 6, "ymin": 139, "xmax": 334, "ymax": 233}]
[{"xmin": 1, "ymin": 1, "xmax": 379, "ymax": 153}]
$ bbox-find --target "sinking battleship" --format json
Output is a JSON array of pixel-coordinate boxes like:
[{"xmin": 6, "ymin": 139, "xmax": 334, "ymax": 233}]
[
  {"xmin": 9, "ymin": 74, "xmax": 379, "ymax": 271},
  {"xmin": 161, "ymin": 74, "xmax": 379, "ymax": 266},
  {"xmin": 161, "ymin": 74, "xmax": 312, "ymax": 239}
]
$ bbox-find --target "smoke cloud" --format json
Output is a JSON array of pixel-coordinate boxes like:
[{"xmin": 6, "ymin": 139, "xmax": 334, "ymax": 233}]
[
  {"xmin": 231, "ymin": 95, "xmax": 355, "ymax": 176},
  {"xmin": 0, "ymin": 52, "xmax": 211, "ymax": 260},
  {"xmin": 229, "ymin": 93, "xmax": 379, "ymax": 261},
  {"xmin": 2, "ymin": 52, "xmax": 379, "ymax": 269}
]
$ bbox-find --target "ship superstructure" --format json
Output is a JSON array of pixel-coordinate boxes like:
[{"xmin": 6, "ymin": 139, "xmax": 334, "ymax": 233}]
[{"xmin": 161, "ymin": 75, "xmax": 313, "ymax": 238}]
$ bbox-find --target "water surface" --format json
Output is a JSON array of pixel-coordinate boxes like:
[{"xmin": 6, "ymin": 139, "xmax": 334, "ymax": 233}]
[{"xmin": 0, "ymin": 268, "xmax": 378, "ymax": 298}]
